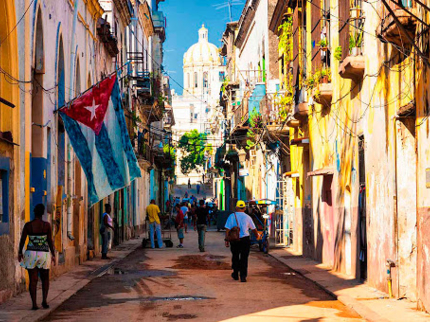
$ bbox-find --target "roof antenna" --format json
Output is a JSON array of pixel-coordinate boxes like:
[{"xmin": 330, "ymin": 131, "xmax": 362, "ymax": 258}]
[{"xmin": 213, "ymin": 0, "xmax": 243, "ymax": 22}]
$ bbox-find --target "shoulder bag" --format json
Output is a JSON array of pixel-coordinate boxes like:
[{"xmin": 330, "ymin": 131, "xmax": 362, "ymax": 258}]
[{"xmin": 227, "ymin": 213, "xmax": 241, "ymax": 242}]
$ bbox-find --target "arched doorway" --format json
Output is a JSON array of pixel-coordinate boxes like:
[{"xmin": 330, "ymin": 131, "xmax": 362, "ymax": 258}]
[
  {"xmin": 30, "ymin": 8, "xmax": 47, "ymax": 218},
  {"xmin": 73, "ymin": 57, "xmax": 83, "ymax": 260},
  {"xmin": 54, "ymin": 34, "xmax": 66, "ymax": 253}
]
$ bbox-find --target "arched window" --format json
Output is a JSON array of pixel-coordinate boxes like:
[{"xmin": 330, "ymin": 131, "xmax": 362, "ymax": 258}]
[
  {"xmin": 203, "ymin": 72, "xmax": 208, "ymax": 88},
  {"xmin": 187, "ymin": 73, "xmax": 190, "ymax": 88},
  {"xmin": 194, "ymin": 72, "xmax": 198, "ymax": 88}
]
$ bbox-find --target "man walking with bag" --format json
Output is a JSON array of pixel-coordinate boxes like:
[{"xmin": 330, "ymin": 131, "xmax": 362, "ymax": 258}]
[{"xmin": 225, "ymin": 200, "xmax": 259, "ymax": 282}]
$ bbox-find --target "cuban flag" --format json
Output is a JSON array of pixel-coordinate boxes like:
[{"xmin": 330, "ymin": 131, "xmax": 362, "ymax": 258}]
[{"xmin": 59, "ymin": 74, "xmax": 141, "ymax": 206}]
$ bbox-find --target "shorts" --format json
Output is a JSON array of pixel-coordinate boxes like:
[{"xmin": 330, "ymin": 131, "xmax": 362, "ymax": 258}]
[
  {"xmin": 20, "ymin": 250, "xmax": 51, "ymax": 270},
  {"xmin": 177, "ymin": 228, "xmax": 184, "ymax": 239}
]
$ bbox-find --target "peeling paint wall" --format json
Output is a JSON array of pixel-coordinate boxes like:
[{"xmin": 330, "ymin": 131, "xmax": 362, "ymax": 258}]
[{"xmin": 283, "ymin": 0, "xmax": 423, "ymax": 304}]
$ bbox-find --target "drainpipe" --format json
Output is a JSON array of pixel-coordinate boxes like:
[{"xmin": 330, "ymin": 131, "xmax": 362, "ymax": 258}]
[{"xmin": 66, "ymin": 0, "xmax": 80, "ymax": 241}]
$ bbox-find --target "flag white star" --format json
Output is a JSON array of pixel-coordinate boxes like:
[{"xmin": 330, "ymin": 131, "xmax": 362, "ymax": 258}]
[{"xmin": 84, "ymin": 97, "xmax": 100, "ymax": 121}]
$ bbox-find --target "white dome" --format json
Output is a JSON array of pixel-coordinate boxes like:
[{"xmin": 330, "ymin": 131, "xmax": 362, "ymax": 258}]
[{"xmin": 183, "ymin": 25, "xmax": 220, "ymax": 66}]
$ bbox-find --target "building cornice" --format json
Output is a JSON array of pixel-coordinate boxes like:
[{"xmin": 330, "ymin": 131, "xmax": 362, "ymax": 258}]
[{"xmin": 113, "ymin": 0, "xmax": 133, "ymax": 25}]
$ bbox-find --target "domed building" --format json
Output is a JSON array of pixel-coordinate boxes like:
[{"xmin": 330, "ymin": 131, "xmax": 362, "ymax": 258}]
[
  {"xmin": 182, "ymin": 25, "xmax": 224, "ymax": 103},
  {"xmin": 172, "ymin": 25, "xmax": 226, "ymax": 186}
]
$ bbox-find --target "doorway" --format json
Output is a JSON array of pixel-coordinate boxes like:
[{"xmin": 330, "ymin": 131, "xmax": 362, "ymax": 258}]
[
  {"xmin": 30, "ymin": 8, "xmax": 47, "ymax": 217},
  {"xmin": 358, "ymin": 136, "xmax": 367, "ymax": 281}
]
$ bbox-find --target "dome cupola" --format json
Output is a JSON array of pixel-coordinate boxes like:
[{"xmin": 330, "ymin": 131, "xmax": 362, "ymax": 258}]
[{"xmin": 183, "ymin": 25, "xmax": 220, "ymax": 66}]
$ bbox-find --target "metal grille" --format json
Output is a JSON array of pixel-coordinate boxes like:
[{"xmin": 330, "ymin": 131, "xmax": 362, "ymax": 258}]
[{"xmin": 275, "ymin": 176, "xmax": 294, "ymax": 247}]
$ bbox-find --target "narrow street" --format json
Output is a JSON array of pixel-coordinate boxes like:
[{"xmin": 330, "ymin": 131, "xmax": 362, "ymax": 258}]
[{"xmin": 42, "ymin": 230, "xmax": 363, "ymax": 322}]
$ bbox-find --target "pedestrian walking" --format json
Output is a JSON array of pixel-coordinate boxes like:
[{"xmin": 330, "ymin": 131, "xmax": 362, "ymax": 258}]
[
  {"xmin": 18, "ymin": 204, "xmax": 55, "ymax": 310},
  {"xmin": 225, "ymin": 200, "xmax": 260, "ymax": 283},
  {"xmin": 195, "ymin": 200, "xmax": 210, "ymax": 252},
  {"xmin": 196, "ymin": 183, "xmax": 200, "ymax": 194},
  {"xmin": 100, "ymin": 204, "xmax": 114, "ymax": 259},
  {"xmin": 181, "ymin": 203, "xmax": 189, "ymax": 233},
  {"xmin": 188, "ymin": 178, "xmax": 191, "ymax": 189},
  {"xmin": 175, "ymin": 204, "xmax": 185, "ymax": 248},
  {"xmin": 185, "ymin": 191, "xmax": 189, "ymax": 198},
  {"xmin": 146, "ymin": 199, "xmax": 164, "ymax": 249}
]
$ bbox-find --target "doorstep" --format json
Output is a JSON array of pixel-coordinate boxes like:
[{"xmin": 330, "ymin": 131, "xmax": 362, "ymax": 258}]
[
  {"xmin": 0, "ymin": 238, "xmax": 142, "ymax": 322},
  {"xmin": 269, "ymin": 248, "xmax": 430, "ymax": 322}
]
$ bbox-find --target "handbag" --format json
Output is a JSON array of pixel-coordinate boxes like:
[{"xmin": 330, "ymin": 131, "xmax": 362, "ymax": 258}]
[{"xmin": 227, "ymin": 213, "xmax": 241, "ymax": 242}]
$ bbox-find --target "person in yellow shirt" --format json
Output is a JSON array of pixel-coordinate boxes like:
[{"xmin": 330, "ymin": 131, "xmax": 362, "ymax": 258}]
[{"xmin": 146, "ymin": 200, "xmax": 163, "ymax": 248}]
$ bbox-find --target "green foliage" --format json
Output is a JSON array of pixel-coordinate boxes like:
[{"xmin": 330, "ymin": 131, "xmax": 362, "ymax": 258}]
[
  {"xmin": 334, "ymin": 46, "xmax": 343, "ymax": 61},
  {"xmin": 178, "ymin": 130, "xmax": 211, "ymax": 175},
  {"xmin": 305, "ymin": 68, "xmax": 331, "ymax": 91},
  {"xmin": 349, "ymin": 32, "xmax": 363, "ymax": 52},
  {"xmin": 318, "ymin": 38, "xmax": 328, "ymax": 48},
  {"xmin": 163, "ymin": 144, "xmax": 176, "ymax": 178},
  {"xmin": 131, "ymin": 110, "xmax": 142, "ymax": 128},
  {"xmin": 278, "ymin": 18, "xmax": 293, "ymax": 60},
  {"xmin": 221, "ymin": 76, "xmax": 230, "ymax": 94},
  {"xmin": 277, "ymin": 17, "xmax": 294, "ymax": 121},
  {"xmin": 246, "ymin": 110, "xmax": 263, "ymax": 150}
]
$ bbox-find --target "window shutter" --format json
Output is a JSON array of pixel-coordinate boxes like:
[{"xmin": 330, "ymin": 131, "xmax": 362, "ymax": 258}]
[
  {"xmin": 292, "ymin": 5, "xmax": 300, "ymax": 87},
  {"xmin": 311, "ymin": 0, "xmax": 322, "ymax": 72},
  {"xmin": 339, "ymin": 0, "xmax": 350, "ymax": 60}
]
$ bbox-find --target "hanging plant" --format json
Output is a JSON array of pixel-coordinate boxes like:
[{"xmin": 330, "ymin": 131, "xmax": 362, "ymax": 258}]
[
  {"xmin": 276, "ymin": 16, "xmax": 294, "ymax": 122},
  {"xmin": 246, "ymin": 110, "xmax": 263, "ymax": 150}
]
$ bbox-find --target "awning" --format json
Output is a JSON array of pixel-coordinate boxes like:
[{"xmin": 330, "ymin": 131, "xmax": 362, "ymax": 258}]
[{"xmin": 307, "ymin": 167, "xmax": 334, "ymax": 177}]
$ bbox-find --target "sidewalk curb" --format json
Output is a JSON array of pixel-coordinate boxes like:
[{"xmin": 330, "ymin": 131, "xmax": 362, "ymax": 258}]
[
  {"xmin": 268, "ymin": 252, "xmax": 390, "ymax": 322},
  {"xmin": 28, "ymin": 240, "xmax": 142, "ymax": 322}
]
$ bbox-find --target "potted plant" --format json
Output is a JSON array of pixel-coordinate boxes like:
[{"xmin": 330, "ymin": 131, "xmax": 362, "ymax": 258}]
[
  {"xmin": 320, "ymin": 68, "xmax": 331, "ymax": 83},
  {"xmin": 349, "ymin": 32, "xmax": 363, "ymax": 56},
  {"xmin": 318, "ymin": 38, "xmax": 328, "ymax": 51}
]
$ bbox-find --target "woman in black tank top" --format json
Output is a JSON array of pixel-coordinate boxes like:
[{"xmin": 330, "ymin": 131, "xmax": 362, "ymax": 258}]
[{"xmin": 18, "ymin": 204, "xmax": 55, "ymax": 310}]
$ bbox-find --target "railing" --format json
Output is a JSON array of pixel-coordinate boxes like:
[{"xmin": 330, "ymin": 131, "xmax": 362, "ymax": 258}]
[
  {"xmin": 152, "ymin": 11, "xmax": 165, "ymax": 29},
  {"xmin": 233, "ymin": 95, "xmax": 249, "ymax": 130},
  {"xmin": 238, "ymin": 69, "xmax": 266, "ymax": 87},
  {"xmin": 135, "ymin": 135, "xmax": 152, "ymax": 162},
  {"xmin": 260, "ymin": 94, "xmax": 282, "ymax": 125},
  {"xmin": 97, "ymin": 19, "xmax": 119, "ymax": 56}
]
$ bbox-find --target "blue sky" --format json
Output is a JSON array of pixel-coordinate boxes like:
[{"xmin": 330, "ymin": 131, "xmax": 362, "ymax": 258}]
[{"xmin": 159, "ymin": 0, "xmax": 242, "ymax": 95}]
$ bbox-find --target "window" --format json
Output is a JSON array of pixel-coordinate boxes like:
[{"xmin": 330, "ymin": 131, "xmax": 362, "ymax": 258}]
[
  {"xmin": 194, "ymin": 72, "xmax": 198, "ymax": 88},
  {"xmin": 0, "ymin": 160, "xmax": 10, "ymax": 235},
  {"xmin": 187, "ymin": 73, "xmax": 190, "ymax": 88},
  {"xmin": 203, "ymin": 72, "xmax": 208, "ymax": 88}
]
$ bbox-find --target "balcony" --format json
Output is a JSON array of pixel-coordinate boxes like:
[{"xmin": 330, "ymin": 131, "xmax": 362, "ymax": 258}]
[
  {"xmin": 260, "ymin": 94, "xmax": 289, "ymax": 136},
  {"xmin": 233, "ymin": 97, "xmax": 249, "ymax": 130},
  {"xmin": 152, "ymin": 11, "xmax": 166, "ymax": 42},
  {"xmin": 97, "ymin": 18, "xmax": 119, "ymax": 57},
  {"xmin": 339, "ymin": 56, "xmax": 365, "ymax": 82},
  {"xmin": 293, "ymin": 88, "xmax": 309, "ymax": 121},
  {"xmin": 376, "ymin": 5, "xmax": 417, "ymax": 47},
  {"xmin": 313, "ymin": 83, "xmax": 333, "ymax": 107},
  {"xmin": 135, "ymin": 134, "xmax": 152, "ymax": 170}
]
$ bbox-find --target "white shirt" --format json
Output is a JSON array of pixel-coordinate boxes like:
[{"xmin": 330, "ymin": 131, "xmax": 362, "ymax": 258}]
[{"xmin": 225, "ymin": 212, "xmax": 256, "ymax": 238}]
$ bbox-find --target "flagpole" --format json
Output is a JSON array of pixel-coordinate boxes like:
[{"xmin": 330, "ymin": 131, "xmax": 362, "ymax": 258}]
[{"xmin": 54, "ymin": 58, "xmax": 131, "ymax": 114}]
